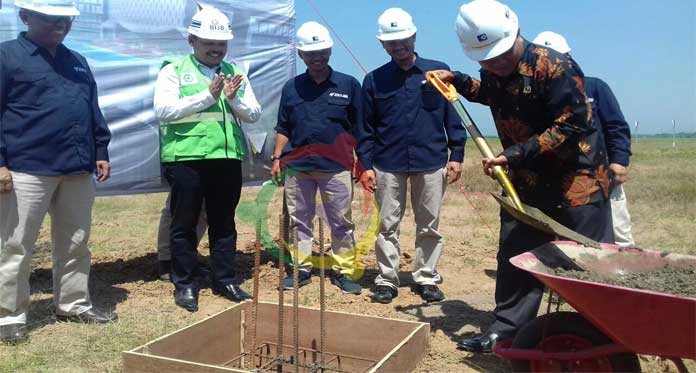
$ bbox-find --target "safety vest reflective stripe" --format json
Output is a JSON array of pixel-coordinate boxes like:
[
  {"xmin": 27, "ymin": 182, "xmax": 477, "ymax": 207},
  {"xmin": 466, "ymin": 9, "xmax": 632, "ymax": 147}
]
[{"xmin": 165, "ymin": 111, "xmax": 234, "ymax": 125}]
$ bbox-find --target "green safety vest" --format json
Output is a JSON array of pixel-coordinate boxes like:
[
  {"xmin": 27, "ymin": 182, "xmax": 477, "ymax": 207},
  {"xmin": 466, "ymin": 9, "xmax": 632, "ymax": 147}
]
[{"xmin": 160, "ymin": 55, "xmax": 246, "ymax": 163}]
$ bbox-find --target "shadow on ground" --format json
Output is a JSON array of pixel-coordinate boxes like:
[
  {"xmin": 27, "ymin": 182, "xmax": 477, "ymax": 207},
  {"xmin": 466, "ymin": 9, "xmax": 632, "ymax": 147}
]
[
  {"xmin": 396, "ymin": 299, "xmax": 493, "ymax": 342},
  {"xmin": 459, "ymin": 353, "xmax": 511, "ymax": 373},
  {"xmin": 28, "ymin": 243, "xmax": 282, "ymax": 309},
  {"xmin": 395, "ymin": 298, "xmax": 512, "ymax": 372},
  {"xmin": 484, "ymin": 269, "xmax": 497, "ymax": 280}
]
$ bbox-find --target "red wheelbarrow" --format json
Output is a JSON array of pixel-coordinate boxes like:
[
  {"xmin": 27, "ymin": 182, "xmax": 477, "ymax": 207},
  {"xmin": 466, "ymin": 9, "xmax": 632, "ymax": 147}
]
[{"xmin": 493, "ymin": 241, "xmax": 696, "ymax": 372}]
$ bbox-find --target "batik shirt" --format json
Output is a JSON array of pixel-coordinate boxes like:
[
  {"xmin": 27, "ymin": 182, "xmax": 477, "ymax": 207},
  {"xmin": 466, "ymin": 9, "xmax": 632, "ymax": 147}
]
[{"xmin": 452, "ymin": 39, "xmax": 609, "ymax": 207}]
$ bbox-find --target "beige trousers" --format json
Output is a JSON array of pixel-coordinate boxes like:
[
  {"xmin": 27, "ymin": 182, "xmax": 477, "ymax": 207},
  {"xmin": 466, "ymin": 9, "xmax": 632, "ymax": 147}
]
[
  {"xmin": 0, "ymin": 172, "xmax": 95, "ymax": 326},
  {"xmin": 373, "ymin": 167, "xmax": 447, "ymax": 289},
  {"xmin": 610, "ymin": 184, "xmax": 635, "ymax": 247}
]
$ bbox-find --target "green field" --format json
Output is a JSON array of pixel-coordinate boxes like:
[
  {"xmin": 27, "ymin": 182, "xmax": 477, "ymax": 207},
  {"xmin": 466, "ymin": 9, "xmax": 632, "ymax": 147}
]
[{"xmin": 1, "ymin": 138, "xmax": 694, "ymax": 372}]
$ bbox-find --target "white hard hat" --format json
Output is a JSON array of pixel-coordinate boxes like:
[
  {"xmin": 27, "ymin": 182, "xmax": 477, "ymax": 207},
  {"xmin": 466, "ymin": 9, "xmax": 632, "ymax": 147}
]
[
  {"xmin": 533, "ymin": 31, "xmax": 572, "ymax": 54},
  {"xmin": 296, "ymin": 21, "xmax": 333, "ymax": 51},
  {"xmin": 455, "ymin": 0, "xmax": 519, "ymax": 61},
  {"xmin": 14, "ymin": 0, "xmax": 80, "ymax": 16},
  {"xmin": 376, "ymin": 8, "xmax": 417, "ymax": 41},
  {"xmin": 188, "ymin": 3, "xmax": 233, "ymax": 41}
]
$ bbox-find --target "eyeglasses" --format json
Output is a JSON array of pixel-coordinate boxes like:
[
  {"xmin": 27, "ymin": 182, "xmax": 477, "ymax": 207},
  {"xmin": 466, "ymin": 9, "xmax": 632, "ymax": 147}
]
[{"xmin": 29, "ymin": 11, "xmax": 75, "ymax": 24}]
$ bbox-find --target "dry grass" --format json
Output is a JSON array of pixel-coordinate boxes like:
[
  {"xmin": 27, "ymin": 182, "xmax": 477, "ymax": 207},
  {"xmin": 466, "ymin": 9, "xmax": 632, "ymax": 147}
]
[{"xmin": 0, "ymin": 138, "xmax": 694, "ymax": 372}]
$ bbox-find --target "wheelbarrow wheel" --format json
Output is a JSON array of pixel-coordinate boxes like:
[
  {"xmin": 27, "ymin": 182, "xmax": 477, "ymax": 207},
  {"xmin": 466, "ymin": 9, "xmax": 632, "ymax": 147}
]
[{"xmin": 509, "ymin": 311, "xmax": 640, "ymax": 372}]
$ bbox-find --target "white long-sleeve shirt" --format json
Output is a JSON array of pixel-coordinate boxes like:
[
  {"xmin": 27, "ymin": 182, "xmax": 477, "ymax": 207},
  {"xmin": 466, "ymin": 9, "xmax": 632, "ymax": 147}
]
[{"xmin": 153, "ymin": 60, "xmax": 262, "ymax": 124}]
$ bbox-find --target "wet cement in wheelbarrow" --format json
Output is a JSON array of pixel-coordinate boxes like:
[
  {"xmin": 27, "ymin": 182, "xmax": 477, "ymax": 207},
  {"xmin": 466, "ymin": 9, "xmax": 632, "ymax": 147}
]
[{"xmin": 554, "ymin": 265, "xmax": 696, "ymax": 298}]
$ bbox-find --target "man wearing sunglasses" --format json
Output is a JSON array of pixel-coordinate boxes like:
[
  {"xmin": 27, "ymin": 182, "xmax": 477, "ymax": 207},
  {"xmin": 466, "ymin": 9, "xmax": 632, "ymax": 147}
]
[
  {"xmin": 355, "ymin": 8, "xmax": 467, "ymax": 305},
  {"xmin": 0, "ymin": 0, "xmax": 115, "ymax": 344}
]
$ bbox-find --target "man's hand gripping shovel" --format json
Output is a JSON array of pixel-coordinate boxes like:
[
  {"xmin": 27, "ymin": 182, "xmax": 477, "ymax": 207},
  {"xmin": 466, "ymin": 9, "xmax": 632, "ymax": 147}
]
[
  {"xmin": 425, "ymin": 72, "xmax": 602, "ymax": 249},
  {"xmin": 425, "ymin": 72, "xmax": 524, "ymax": 211}
]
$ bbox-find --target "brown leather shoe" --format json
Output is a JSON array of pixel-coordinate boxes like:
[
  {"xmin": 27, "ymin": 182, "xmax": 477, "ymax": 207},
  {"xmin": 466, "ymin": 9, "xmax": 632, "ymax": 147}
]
[
  {"xmin": 56, "ymin": 308, "xmax": 118, "ymax": 324},
  {"xmin": 0, "ymin": 323, "xmax": 28, "ymax": 344}
]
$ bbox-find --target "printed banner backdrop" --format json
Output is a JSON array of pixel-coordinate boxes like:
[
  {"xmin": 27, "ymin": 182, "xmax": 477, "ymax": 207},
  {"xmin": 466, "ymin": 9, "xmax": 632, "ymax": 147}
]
[{"xmin": 0, "ymin": 0, "xmax": 295, "ymax": 195}]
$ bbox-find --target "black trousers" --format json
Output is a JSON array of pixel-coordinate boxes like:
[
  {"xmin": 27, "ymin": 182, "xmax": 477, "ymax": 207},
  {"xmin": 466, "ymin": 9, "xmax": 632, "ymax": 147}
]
[
  {"xmin": 489, "ymin": 198, "xmax": 614, "ymax": 338},
  {"xmin": 163, "ymin": 159, "xmax": 242, "ymax": 290}
]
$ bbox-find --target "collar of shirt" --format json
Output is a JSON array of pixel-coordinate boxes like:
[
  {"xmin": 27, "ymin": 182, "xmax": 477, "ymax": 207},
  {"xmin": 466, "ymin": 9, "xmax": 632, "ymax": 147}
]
[
  {"xmin": 17, "ymin": 32, "xmax": 68, "ymax": 58},
  {"xmin": 516, "ymin": 39, "xmax": 536, "ymax": 77},
  {"xmin": 479, "ymin": 39, "xmax": 536, "ymax": 81},
  {"xmin": 298, "ymin": 66, "xmax": 338, "ymax": 87},
  {"xmin": 387, "ymin": 52, "xmax": 427, "ymax": 74},
  {"xmin": 192, "ymin": 57, "xmax": 222, "ymax": 80}
]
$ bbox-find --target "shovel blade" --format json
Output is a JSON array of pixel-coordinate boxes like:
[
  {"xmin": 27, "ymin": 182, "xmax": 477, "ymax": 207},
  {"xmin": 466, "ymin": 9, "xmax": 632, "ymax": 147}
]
[{"xmin": 490, "ymin": 193, "xmax": 602, "ymax": 249}]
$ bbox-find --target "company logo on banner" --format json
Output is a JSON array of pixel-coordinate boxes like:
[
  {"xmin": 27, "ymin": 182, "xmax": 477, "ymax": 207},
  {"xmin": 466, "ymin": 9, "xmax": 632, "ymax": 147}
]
[{"xmin": 0, "ymin": 0, "xmax": 295, "ymax": 195}]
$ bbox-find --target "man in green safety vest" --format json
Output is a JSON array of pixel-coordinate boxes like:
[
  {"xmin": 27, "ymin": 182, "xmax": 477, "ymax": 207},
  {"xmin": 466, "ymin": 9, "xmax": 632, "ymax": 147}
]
[{"xmin": 153, "ymin": 4, "xmax": 261, "ymax": 312}]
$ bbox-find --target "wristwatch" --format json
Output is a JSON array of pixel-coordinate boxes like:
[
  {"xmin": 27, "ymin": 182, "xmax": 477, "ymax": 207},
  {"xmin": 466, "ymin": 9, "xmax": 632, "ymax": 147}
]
[{"xmin": 271, "ymin": 155, "xmax": 281, "ymax": 161}]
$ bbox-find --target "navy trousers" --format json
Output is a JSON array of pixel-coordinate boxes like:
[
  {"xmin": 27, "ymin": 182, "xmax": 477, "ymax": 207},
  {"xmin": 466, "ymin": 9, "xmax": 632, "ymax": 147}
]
[
  {"xmin": 164, "ymin": 159, "xmax": 242, "ymax": 290},
  {"xmin": 488, "ymin": 199, "xmax": 614, "ymax": 338}
]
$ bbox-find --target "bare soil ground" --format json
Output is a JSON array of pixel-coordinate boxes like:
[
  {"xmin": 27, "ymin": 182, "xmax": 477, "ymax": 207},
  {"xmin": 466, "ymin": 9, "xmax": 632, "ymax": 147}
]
[{"xmin": 1, "ymin": 139, "xmax": 695, "ymax": 372}]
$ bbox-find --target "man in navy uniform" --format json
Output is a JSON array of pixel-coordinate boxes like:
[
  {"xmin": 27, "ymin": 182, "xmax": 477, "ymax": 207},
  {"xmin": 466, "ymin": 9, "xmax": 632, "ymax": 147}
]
[
  {"xmin": 271, "ymin": 22, "xmax": 363, "ymax": 295},
  {"xmin": 0, "ymin": 0, "xmax": 116, "ymax": 344},
  {"xmin": 356, "ymin": 8, "xmax": 467, "ymax": 304}
]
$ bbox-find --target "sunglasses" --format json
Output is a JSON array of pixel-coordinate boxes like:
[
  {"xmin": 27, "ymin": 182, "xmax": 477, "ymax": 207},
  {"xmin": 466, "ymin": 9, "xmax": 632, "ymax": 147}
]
[
  {"xmin": 302, "ymin": 49, "xmax": 331, "ymax": 58},
  {"xmin": 382, "ymin": 37, "xmax": 414, "ymax": 48},
  {"xmin": 29, "ymin": 11, "xmax": 75, "ymax": 24}
]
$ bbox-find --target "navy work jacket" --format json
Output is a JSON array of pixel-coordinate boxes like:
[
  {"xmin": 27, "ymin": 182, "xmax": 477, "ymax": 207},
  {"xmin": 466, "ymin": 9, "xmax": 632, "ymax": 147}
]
[
  {"xmin": 275, "ymin": 68, "xmax": 362, "ymax": 173},
  {"xmin": 356, "ymin": 55, "xmax": 466, "ymax": 173},
  {"xmin": 0, "ymin": 33, "xmax": 110, "ymax": 175},
  {"xmin": 585, "ymin": 77, "xmax": 631, "ymax": 166}
]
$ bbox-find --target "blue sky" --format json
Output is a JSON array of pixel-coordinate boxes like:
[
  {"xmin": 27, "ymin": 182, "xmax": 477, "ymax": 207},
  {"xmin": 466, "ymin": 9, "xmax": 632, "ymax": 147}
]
[{"xmin": 295, "ymin": 0, "xmax": 696, "ymax": 135}]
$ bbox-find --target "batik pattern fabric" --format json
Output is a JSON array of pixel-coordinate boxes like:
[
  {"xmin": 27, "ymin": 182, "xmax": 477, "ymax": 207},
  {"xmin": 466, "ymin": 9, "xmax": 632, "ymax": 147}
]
[{"xmin": 453, "ymin": 40, "xmax": 610, "ymax": 207}]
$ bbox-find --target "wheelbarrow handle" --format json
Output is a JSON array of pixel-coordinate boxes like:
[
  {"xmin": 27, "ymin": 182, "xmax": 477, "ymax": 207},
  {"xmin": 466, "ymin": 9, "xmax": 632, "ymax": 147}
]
[{"xmin": 425, "ymin": 72, "xmax": 525, "ymax": 212}]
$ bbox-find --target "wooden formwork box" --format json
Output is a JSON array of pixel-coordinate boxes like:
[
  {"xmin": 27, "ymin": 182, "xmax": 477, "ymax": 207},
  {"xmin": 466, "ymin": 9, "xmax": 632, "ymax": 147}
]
[{"xmin": 123, "ymin": 301, "xmax": 430, "ymax": 372}]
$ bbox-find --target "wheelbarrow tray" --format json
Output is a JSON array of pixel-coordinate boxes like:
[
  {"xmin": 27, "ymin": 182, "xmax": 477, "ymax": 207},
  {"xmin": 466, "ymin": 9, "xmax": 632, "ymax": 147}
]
[{"xmin": 510, "ymin": 241, "xmax": 696, "ymax": 359}]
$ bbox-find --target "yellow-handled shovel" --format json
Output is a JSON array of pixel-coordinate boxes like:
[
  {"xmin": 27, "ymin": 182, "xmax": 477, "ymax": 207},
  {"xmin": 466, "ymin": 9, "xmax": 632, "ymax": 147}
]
[
  {"xmin": 425, "ymin": 71, "xmax": 525, "ymax": 212},
  {"xmin": 425, "ymin": 72, "xmax": 603, "ymax": 249}
]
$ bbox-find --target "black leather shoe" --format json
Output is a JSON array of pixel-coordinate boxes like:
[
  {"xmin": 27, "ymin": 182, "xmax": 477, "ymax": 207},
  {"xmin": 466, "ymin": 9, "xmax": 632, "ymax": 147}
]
[
  {"xmin": 212, "ymin": 284, "xmax": 252, "ymax": 302},
  {"xmin": 174, "ymin": 287, "xmax": 199, "ymax": 312},
  {"xmin": 372, "ymin": 285, "xmax": 398, "ymax": 304},
  {"xmin": 457, "ymin": 332, "xmax": 502, "ymax": 353},
  {"xmin": 415, "ymin": 284, "xmax": 445, "ymax": 302},
  {"xmin": 0, "ymin": 324, "xmax": 28, "ymax": 344},
  {"xmin": 57, "ymin": 308, "xmax": 118, "ymax": 324}
]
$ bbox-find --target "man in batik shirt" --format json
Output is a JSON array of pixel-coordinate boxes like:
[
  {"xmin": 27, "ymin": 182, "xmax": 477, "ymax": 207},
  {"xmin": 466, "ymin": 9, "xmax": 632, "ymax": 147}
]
[{"xmin": 430, "ymin": 0, "xmax": 613, "ymax": 353}]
